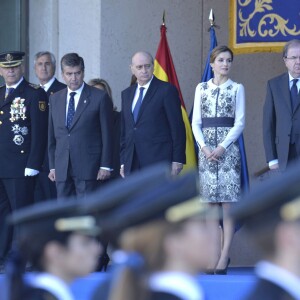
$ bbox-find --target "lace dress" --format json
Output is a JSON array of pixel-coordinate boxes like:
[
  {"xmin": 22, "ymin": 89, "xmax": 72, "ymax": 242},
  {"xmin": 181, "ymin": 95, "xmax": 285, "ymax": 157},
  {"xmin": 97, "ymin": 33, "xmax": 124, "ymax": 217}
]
[{"xmin": 192, "ymin": 78, "xmax": 245, "ymax": 203}]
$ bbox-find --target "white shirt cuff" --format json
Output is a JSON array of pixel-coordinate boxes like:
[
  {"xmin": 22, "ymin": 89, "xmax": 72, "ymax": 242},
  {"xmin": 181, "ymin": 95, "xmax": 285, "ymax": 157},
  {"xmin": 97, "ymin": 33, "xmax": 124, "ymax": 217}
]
[
  {"xmin": 25, "ymin": 168, "xmax": 39, "ymax": 176},
  {"xmin": 100, "ymin": 167, "xmax": 113, "ymax": 171},
  {"xmin": 268, "ymin": 159, "xmax": 279, "ymax": 167}
]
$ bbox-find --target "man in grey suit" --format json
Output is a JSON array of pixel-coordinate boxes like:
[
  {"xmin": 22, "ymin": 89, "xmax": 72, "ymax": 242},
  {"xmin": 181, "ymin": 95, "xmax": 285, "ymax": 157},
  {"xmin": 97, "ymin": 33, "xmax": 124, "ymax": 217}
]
[
  {"xmin": 48, "ymin": 53, "xmax": 113, "ymax": 199},
  {"xmin": 263, "ymin": 39, "xmax": 300, "ymax": 171}
]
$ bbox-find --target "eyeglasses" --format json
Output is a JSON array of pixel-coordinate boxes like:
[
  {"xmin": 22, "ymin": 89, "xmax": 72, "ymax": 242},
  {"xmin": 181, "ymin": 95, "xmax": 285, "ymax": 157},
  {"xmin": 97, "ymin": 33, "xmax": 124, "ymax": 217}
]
[
  {"xmin": 134, "ymin": 64, "xmax": 153, "ymax": 71},
  {"xmin": 285, "ymin": 56, "xmax": 300, "ymax": 62}
]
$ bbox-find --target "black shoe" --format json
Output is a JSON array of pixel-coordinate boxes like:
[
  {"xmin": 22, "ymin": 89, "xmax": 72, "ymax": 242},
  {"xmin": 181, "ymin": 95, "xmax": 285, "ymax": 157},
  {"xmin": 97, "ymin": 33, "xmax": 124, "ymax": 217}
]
[
  {"xmin": 215, "ymin": 258, "xmax": 230, "ymax": 275},
  {"xmin": 204, "ymin": 269, "xmax": 215, "ymax": 275}
]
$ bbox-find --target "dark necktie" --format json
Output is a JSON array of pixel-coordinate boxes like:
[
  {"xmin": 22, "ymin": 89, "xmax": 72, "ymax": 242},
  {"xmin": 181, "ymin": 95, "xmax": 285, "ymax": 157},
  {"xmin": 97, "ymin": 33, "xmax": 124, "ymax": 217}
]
[
  {"xmin": 66, "ymin": 92, "xmax": 76, "ymax": 129},
  {"xmin": 5, "ymin": 87, "xmax": 14, "ymax": 99},
  {"xmin": 291, "ymin": 79, "xmax": 299, "ymax": 111},
  {"xmin": 133, "ymin": 87, "xmax": 145, "ymax": 122}
]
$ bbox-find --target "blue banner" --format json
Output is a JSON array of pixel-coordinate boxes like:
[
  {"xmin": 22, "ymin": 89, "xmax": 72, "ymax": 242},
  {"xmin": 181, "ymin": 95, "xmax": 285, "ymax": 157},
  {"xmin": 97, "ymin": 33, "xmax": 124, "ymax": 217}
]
[{"xmin": 229, "ymin": 0, "xmax": 300, "ymax": 54}]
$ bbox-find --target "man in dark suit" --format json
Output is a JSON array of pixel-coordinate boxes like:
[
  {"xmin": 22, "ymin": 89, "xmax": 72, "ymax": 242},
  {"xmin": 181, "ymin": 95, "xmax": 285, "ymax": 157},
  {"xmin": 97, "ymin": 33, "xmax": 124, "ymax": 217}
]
[
  {"xmin": 120, "ymin": 51, "xmax": 186, "ymax": 177},
  {"xmin": 48, "ymin": 53, "xmax": 113, "ymax": 199},
  {"xmin": 0, "ymin": 51, "xmax": 48, "ymax": 265},
  {"xmin": 34, "ymin": 51, "xmax": 66, "ymax": 202},
  {"xmin": 231, "ymin": 163, "xmax": 300, "ymax": 300},
  {"xmin": 263, "ymin": 39, "xmax": 300, "ymax": 171}
]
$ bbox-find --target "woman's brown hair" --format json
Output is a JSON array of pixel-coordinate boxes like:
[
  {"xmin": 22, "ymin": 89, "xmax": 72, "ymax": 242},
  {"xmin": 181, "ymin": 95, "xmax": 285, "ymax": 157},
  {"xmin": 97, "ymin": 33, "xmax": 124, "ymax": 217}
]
[{"xmin": 210, "ymin": 45, "xmax": 234, "ymax": 63}]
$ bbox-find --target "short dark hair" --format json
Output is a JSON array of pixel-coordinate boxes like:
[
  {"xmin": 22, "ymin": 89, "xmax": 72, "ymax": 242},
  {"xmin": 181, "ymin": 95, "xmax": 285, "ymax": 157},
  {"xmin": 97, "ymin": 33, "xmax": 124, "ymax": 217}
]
[
  {"xmin": 61, "ymin": 53, "xmax": 85, "ymax": 72},
  {"xmin": 210, "ymin": 45, "xmax": 234, "ymax": 63},
  {"xmin": 283, "ymin": 39, "xmax": 300, "ymax": 58}
]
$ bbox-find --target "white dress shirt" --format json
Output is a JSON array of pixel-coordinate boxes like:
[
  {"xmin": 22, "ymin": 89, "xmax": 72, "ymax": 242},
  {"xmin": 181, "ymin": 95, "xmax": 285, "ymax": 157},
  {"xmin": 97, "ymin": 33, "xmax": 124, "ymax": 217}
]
[
  {"xmin": 256, "ymin": 261, "xmax": 300, "ymax": 299},
  {"xmin": 149, "ymin": 271, "xmax": 204, "ymax": 300},
  {"xmin": 192, "ymin": 78, "xmax": 245, "ymax": 150},
  {"xmin": 131, "ymin": 76, "xmax": 153, "ymax": 112},
  {"xmin": 28, "ymin": 272, "xmax": 74, "ymax": 300},
  {"xmin": 40, "ymin": 76, "xmax": 55, "ymax": 92},
  {"xmin": 268, "ymin": 73, "xmax": 300, "ymax": 167}
]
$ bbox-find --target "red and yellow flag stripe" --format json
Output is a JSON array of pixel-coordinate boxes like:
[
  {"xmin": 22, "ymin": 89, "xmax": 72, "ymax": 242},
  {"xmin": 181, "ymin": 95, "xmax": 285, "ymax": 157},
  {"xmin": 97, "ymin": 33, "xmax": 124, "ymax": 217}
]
[{"xmin": 154, "ymin": 24, "xmax": 196, "ymax": 172}]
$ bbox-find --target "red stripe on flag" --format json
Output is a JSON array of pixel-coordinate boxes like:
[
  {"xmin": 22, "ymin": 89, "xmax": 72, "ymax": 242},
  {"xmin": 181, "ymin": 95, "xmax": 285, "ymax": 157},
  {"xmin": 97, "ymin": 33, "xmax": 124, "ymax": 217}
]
[{"xmin": 155, "ymin": 24, "xmax": 186, "ymax": 109}]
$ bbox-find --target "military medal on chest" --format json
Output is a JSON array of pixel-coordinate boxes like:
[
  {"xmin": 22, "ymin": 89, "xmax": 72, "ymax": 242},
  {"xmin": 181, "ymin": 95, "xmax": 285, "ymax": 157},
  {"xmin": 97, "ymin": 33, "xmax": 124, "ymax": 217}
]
[{"xmin": 10, "ymin": 97, "xmax": 27, "ymax": 122}]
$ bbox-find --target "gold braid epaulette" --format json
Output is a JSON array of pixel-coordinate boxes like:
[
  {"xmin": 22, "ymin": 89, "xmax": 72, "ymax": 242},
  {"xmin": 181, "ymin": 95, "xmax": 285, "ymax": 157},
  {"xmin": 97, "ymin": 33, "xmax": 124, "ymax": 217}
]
[{"xmin": 29, "ymin": 83, "xmax": 40, "ymax": 89}]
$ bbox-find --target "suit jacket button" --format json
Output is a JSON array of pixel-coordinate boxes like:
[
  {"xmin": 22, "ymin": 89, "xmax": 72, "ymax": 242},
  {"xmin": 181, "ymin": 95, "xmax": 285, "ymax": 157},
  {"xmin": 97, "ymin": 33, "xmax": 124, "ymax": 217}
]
[
  {"xmin": 21, "ymin": 150, "xmax": 24, "ymax": 153},
  {"xmin": 0, "ymin": 121, "xmax": 2, "ymax": 125},
  {"xmin": 0, "ymin": 111, "xmax": 3, "ymax": 114},
  {"xmin": 134, "ymin": 127, "xmax": 137, "ymax": 130}
]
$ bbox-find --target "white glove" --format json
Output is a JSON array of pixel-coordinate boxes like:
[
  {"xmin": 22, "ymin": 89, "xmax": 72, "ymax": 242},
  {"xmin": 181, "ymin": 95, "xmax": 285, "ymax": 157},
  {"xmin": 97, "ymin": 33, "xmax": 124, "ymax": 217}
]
[{"xmin": 24, "ymin": 168, "xmax": 39, "ymax": 176}]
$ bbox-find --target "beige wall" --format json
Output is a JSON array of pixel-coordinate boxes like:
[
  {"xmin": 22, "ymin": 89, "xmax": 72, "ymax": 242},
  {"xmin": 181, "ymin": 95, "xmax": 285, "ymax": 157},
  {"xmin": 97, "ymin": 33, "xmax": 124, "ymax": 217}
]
[{"xmin": 29, "ymin": 0, "xmax": 101, "ymax": 85}]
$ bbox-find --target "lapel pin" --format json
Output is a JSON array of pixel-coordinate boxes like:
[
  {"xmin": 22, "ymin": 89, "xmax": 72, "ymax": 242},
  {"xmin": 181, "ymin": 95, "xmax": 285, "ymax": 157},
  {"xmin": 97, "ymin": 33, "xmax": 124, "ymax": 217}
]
[{"xmin": 84, "ymin": 100, "xmax": 87, "ymax": 104}]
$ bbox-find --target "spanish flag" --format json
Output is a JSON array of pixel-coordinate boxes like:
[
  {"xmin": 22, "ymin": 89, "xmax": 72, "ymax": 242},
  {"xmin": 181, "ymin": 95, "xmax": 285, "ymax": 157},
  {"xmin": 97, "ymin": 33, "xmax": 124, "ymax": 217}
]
[{"xmin": 154, "ymin": 22, "xmax": 197, "ymax": 172}]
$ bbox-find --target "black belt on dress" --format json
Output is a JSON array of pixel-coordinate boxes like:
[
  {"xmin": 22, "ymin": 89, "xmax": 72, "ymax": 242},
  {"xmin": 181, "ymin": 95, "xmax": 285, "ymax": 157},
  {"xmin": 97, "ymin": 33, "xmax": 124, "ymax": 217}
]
[{"xmin": 201, "ymin": 117, "xmax": 234, "ymax": 128}]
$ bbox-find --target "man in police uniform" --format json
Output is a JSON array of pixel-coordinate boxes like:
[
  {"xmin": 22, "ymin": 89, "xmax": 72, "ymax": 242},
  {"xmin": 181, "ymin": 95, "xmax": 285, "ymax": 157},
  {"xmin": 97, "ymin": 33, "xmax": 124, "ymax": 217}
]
[
  {"xmin": 34, "ymin": 51, "xmax": 66, "ymax": 202},
  {"xmin": 0, "ymin": 51, "xmax": 48, "ymax": 266},
  {"xmin": 231, "ymin": 163, "xmax": 300, "ymax": 300}
]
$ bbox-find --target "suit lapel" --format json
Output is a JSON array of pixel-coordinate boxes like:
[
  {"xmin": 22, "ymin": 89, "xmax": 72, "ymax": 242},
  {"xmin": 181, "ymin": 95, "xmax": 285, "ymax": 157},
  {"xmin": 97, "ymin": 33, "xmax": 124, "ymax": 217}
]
[
  {"xmin": 47, "ymin": 79, "xmax": 57, "ymax": 97},
  {"xmin": 57, "ymin": 89, "xmax": 68, "ymax": 127},
  {"xmin": 278, "ymin": 73, "xmax": 293, "ymax": 114},
  {"xmin": 69, "ymin": 83, "xmax": 90, "ymax": 130},
  {"xmin": 135, "ymin": 77, "xmax": 158, "ymax": 123}
]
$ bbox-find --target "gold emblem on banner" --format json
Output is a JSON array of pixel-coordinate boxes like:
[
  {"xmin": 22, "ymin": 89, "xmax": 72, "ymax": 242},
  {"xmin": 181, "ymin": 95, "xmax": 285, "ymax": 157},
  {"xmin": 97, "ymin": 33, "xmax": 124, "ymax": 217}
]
[{"xmin": 238, "ymin": 0, "xmax": 300, "ymax": 38}]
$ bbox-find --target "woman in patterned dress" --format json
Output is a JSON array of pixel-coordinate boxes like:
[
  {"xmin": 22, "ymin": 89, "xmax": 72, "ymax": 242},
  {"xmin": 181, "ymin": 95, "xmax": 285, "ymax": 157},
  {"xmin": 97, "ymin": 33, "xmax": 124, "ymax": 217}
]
[{"xmin": 192, "ymin": 45, "xmax": 245, "ymax": 274}]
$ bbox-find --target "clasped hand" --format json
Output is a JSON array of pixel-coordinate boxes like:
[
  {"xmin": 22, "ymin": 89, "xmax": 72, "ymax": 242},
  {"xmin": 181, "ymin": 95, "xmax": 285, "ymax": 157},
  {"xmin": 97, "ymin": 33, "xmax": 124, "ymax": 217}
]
[{"xmin": 202, "ymin": 145, "xmax": 225, "ymax": 162}]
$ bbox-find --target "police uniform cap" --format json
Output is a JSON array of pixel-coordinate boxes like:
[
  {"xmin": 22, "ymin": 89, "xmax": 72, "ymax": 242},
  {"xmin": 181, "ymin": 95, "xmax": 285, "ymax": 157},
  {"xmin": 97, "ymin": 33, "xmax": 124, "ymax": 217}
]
[
  {"xmin": 230, "ymin": 162, "xmax": 300, "ymax": 231},
  {"xmin": 98, "ymin": 170, "xmax": 209, "ymax": 233},
  {"xmin": 8, "ymin": 199, "xmax": 100, "ymax": 237},
  {"xmin": 0, "ymin": 51, "xmax": 25, "ymax": 68},
  {"xmin": 80, "ymin": 162, "xmax": 172, "ymax": 216}
]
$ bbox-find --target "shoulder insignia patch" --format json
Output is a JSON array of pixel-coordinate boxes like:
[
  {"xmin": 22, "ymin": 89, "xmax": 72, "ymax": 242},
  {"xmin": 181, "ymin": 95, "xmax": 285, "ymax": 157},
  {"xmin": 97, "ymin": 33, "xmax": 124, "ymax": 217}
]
[
  {"xmin": 29, "ymin": 83, "xmax": 40, "ymax": 89},
  {"xmin": 39, "ymin": 101, "xmax": 46, "ymax": 111}
]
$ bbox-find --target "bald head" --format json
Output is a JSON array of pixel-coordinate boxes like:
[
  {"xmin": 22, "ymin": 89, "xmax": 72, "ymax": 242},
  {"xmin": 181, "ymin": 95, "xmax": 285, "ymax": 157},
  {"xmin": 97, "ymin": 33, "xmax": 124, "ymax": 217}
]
[
  {"xmin": 130, "ymin": 51, "xmax": 154, "ymax": 86},
  {"xmin": 131, "ymin": 51, "xmax": 154, "ymax": 65}
]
